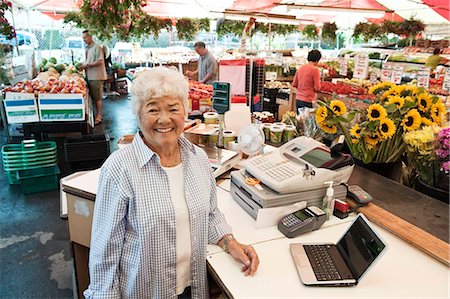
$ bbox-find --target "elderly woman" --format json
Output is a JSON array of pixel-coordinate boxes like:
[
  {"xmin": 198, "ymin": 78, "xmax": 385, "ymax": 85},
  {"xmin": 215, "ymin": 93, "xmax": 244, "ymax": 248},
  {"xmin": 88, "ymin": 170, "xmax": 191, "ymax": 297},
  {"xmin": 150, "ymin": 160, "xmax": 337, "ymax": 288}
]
[{"xmin": 84, "ymin": 67, "xmax": 259, "ymax": 299}]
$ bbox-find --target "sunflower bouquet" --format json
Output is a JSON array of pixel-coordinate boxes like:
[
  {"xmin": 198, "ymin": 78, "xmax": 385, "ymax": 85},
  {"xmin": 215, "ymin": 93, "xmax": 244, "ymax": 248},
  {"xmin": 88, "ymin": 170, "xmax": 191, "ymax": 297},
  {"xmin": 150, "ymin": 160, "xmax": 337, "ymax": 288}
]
[{"xmin": 315, "ymin": 82, "xmax": 447, "ymax": 164}]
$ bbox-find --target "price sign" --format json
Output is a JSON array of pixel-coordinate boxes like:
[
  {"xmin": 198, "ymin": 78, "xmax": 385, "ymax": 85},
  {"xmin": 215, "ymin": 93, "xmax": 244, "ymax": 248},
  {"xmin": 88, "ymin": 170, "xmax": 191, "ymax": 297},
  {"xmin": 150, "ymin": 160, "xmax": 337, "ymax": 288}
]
[
  {"xmin": 353, "ymin": 54, "xmax": 369, "ymax": 79},
  {"xmin": 391, "ymin": 65, "xmax": 404, "ymax": 84},
  {"xmin": 370, "ymin": 72, "xmax": 378, "ymax": 84},
  {"xmin": 339, "ymin": 57, "xmax": 348, "ymax": 76},
  {"xmin": 443, "ymin": 68, "xmax": 450, "ymax": 92},
  {"xmin": 265, "ymin": 71, "xmax": 277, "ymax": 81},
  {"xmin": 417, "ymin": 66, "xmax": 431, "ymax": 89},
  {"xmin": 380, "ymin": 63, "xmax": 392, "ymax": 82}
]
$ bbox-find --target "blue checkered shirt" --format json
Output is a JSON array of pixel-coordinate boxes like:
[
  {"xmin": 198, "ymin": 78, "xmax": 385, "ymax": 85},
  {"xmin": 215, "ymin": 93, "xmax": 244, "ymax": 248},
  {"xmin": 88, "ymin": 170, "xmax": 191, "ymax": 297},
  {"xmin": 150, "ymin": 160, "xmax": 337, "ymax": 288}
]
[{"xmin": 84, "ymin": 132, "xmax": 232, "ymax": 299}]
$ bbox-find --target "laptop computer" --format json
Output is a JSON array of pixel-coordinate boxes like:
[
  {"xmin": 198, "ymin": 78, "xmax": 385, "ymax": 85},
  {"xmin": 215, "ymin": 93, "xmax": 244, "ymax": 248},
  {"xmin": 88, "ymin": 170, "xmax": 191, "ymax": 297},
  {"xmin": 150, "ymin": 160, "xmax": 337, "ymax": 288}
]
[{"xmin": 290, "ymin": 214, "xmax": 387, "ymax": 286}]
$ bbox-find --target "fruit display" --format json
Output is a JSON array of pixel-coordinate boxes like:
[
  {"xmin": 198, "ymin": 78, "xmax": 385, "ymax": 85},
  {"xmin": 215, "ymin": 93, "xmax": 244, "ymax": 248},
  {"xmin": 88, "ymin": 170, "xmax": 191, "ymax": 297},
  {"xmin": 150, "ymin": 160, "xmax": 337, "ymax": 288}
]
[
  {"xmin": 3, "ymin": 77, "xmax": 87, "ymax": 97},
  {"xmin": 37, "ymin": 57, "xmax": 82, "ymax": 80},
  {"xmin": 188, "ymin": 81, "xmax": 213, "ymax": 113},
  {"xmin": 320, "ymin": 81, "xmax": 367, "ymax": 95},
  {"xmin": 340, "ymin": 78, "xmax": 377, "ymax": 89},
  {"xmin": 264, "ymin": 81, "xmax": 290, "ymax": 89}
]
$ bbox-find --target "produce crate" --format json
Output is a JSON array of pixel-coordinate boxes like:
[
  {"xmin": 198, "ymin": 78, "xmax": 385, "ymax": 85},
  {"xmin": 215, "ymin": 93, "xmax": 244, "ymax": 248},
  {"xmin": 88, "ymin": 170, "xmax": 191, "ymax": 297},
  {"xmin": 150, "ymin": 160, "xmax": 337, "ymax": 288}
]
[
  {"xmin": 17, "ymin": 165, "xmax": 60, "ymax": 194},
  {"xmin": 5, "ymin": 170, "xmax": 20, "ymax": 185}
]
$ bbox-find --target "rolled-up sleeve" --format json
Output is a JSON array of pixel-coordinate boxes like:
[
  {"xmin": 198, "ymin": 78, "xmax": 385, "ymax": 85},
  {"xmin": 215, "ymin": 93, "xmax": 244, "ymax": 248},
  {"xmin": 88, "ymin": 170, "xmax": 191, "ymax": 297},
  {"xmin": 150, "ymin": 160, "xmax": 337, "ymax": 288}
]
[
  {"xmin": 207, "ymin": 58, "xmax": 217, "ymax": 77},
  {"xmin": 84, "ymin": 164, "xmax": 128, "ymax": 299},
  {"xmin": 207, "ymin": 168, "xmax": 232, "ymax": 244}
]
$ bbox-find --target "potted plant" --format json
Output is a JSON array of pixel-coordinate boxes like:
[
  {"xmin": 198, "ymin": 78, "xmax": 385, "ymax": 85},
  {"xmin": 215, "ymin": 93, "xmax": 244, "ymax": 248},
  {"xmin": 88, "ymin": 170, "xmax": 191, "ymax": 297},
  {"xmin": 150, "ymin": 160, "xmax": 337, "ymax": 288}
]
[
  {"xmin": 302, "ymin": 24, "xmax": 318, "ymax": 40},
  {"xmin": 321, "ymin": 22, "xmax": 337, "ymax": 43}
]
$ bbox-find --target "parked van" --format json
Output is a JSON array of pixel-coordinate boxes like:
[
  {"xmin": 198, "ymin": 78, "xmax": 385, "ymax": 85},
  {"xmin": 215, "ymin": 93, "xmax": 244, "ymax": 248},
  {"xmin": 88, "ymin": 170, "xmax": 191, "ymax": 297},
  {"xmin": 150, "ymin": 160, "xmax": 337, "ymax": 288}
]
[
  {"xmin": 0, "ymin": 31, "xmax": 39, "ymax": 56},
  {"xmin": 62, "ymin": 36, "xmax": 85, "ymax": 63}
]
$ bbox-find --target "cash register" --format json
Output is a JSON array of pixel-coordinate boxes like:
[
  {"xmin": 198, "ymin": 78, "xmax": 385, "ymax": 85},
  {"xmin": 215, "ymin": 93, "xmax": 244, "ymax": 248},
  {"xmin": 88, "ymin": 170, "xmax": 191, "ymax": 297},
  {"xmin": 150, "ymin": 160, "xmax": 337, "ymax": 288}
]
[{"xmin": 230, "ymin": 136, "xmax": 354, "ymax": 218}]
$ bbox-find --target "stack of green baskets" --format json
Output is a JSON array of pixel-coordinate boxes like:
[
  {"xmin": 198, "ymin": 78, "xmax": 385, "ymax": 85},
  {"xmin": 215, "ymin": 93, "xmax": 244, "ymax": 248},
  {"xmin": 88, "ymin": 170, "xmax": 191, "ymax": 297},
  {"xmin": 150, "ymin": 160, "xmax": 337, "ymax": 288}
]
[{"xmin": 2, "ymin": 139, "xmax": 60, "ymax": 194}]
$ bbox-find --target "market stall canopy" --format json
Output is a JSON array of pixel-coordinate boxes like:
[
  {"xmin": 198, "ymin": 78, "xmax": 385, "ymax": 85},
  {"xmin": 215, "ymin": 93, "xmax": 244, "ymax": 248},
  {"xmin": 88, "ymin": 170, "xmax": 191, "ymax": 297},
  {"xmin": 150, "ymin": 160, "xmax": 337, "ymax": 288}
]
[{"xmin": 10, "ymin": 0, "xmax": 450, "ymax": 25}]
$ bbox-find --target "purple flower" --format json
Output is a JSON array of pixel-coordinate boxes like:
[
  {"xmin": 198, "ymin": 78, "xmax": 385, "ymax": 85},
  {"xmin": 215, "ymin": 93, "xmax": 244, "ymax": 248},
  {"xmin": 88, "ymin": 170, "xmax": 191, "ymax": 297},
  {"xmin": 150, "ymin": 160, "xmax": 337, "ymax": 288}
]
[{"xmin": 442, "ymin": 161, "xmax": 450, "ymax": 173}]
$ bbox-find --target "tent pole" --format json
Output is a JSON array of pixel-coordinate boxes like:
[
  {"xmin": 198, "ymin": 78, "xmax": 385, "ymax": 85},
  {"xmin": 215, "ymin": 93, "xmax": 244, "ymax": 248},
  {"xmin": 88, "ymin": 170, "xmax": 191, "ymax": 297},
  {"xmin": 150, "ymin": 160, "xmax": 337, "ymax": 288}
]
[{"xmin": 10, "ymin": 3, "xmax": 20, "ymax": 56}]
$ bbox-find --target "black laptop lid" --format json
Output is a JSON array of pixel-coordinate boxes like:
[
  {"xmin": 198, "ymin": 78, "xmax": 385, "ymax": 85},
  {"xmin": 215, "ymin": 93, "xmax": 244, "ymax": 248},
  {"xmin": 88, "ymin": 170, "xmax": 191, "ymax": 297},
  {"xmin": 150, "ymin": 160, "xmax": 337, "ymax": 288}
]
[{"xmin": 336, "ymin": 216, "xmax": 386, "ymax": 280}]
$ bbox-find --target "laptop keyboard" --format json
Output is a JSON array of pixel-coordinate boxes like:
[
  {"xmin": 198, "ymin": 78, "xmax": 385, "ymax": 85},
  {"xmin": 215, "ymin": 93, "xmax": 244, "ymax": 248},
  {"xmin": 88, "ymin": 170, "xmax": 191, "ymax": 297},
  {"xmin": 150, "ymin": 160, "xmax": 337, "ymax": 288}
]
[{"xmin": 304, "ymin": 245, "xmax": 342, "ymax": 281}]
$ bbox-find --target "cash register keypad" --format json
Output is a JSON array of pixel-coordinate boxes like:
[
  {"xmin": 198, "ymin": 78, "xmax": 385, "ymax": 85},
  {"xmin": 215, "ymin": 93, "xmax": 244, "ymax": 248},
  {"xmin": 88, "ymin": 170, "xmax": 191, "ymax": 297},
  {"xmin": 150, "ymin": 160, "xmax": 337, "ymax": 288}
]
[
  {"xmin": 281, "ymin": 214, "xmax": 301, "ymax": 228},
  {"xmin": 266, "ymin": 164, "xmax": 302, "ymax": 182}
]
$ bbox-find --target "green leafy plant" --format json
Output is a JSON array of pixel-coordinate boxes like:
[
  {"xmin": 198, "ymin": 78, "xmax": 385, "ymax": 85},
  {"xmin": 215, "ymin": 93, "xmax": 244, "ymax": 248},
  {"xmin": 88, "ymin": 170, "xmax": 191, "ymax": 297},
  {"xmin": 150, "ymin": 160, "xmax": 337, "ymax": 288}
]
[
  {"xmin": 397, "ymin": 17, "xmax": 426, "ymax": 46},
  {"xmin": 352, "ymin": 22, "xmax": 382, "ymax": 42},
  {"xmin": 321, "ymin": 22, "xmax": 337, "ymax": 43},
  {"xmin": 302, "ymin": 24, "xmax": 318, "ymax": 40},
  {"xmin": 216, "ymin": 19, "xmax": 246, "ymax": 38},
  {"xmin": 175, "ymin": 18, "xmax": 210, "ymax": 41}
]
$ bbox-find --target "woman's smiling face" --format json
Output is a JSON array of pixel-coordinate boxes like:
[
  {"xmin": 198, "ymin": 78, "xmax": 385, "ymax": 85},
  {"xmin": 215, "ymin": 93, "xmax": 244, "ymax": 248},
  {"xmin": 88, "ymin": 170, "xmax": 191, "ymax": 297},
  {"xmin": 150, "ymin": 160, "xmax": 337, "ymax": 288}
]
[{"xmin": 139, "ymin": 95, "xmax": 185, "ymax": 152}]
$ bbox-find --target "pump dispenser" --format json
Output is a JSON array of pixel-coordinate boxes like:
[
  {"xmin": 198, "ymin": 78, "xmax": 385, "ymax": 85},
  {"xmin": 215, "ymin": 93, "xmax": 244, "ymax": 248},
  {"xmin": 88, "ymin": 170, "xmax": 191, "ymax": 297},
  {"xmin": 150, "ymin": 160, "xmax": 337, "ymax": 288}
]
[{"xmin": 322, "ymin": 181, "xmax": 335, "ymax": 220}]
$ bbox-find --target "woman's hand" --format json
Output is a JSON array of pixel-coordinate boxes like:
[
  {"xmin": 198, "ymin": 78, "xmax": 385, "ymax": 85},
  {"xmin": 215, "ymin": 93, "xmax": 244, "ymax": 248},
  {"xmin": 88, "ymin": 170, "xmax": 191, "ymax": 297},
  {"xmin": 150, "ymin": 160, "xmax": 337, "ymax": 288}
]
[{"xmin": 224, "ymin": 238, "xmax": 260, "ymax": 276}]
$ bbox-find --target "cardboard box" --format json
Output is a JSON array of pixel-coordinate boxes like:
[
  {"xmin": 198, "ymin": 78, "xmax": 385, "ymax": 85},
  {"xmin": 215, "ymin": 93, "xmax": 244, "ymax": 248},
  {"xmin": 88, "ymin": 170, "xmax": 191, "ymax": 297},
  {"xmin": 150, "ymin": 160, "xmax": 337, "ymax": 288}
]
[
  {"xmin": 71, "ymin": 242, "xmax": 90, "ymax": 299},
  {"xmin": 38, "ymin": 93, "xmax": 85, "ymax": 122},
  {"xmin": 67, "ymin": 193, "xmax": 94, "ymax": 247},
  {"xmin": 3, "ymin": 92, "xmax": 39, "ymax": 123}
]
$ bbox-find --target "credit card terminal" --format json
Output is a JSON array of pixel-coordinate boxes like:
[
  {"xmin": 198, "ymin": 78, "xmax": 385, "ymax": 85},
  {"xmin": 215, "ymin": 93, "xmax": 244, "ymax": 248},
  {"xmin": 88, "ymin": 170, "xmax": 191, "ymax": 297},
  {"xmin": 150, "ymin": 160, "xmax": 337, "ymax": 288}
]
[{"xmin": 278, "ymin": 206, "xmax": 327, "ymax": 238}]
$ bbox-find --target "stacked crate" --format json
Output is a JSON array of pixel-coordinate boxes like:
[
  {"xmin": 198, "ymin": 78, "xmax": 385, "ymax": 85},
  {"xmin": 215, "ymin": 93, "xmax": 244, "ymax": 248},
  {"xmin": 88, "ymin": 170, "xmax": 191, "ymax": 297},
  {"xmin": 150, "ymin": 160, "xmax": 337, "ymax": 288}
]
[{"xmin": 2, "ymin": 140, "xmax": 59, "ymax": 194}]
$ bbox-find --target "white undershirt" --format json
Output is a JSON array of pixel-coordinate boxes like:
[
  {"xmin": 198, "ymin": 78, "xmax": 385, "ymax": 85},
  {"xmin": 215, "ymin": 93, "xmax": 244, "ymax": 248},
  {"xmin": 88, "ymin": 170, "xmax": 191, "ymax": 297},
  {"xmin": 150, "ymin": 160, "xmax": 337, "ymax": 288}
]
[{"xmin": 162, "ymin": 163, "xmax": 192, "ymax": 295}]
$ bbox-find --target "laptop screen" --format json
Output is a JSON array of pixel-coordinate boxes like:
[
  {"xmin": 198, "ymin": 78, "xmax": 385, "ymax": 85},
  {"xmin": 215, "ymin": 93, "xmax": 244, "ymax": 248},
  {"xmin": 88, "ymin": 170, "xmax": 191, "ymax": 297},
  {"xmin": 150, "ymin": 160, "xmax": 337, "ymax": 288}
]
[{"xmin": 337, "ymin": 216, "xmax": 386, "ymax": 280}]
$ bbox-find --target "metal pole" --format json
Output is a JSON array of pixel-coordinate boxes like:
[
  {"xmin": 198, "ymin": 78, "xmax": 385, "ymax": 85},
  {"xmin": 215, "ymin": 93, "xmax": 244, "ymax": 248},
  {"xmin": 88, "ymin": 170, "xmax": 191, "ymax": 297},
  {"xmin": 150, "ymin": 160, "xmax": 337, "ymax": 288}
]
[{"xmin": 10, "ymin": 3, "xmax": 20, "ymax": 56}]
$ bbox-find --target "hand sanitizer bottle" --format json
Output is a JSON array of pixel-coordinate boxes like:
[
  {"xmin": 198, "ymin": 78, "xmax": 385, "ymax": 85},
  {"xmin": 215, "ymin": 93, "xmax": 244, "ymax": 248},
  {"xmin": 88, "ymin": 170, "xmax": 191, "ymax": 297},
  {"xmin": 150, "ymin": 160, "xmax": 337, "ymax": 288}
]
[{"xmin": 322, "ymin": 181, "xmax": 335, "ymax": 220}]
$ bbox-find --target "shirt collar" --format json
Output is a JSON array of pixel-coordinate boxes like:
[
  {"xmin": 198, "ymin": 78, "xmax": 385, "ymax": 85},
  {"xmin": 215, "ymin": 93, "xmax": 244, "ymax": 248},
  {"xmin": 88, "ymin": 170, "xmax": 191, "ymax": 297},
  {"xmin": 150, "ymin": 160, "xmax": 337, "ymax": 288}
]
[{"xmin": 133, "ymin": 132, "xmax": 196, "ymax": 168}]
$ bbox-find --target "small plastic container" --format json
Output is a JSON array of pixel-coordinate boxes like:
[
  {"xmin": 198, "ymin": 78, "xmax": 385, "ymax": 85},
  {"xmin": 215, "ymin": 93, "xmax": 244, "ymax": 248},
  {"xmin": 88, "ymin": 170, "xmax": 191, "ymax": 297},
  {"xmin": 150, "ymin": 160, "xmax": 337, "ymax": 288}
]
[
  {"xmin": 270, "ymin": 125, "xmax": 284, "ymax": 144},
  {"xmin": 283, "ymin": 125, "xmax": 296, "ymax": 143},
  {"xmin": 263, "ymin": 123, "xmax": 272, "ymax": 141},
  {"xmin": 222, "ymin": 130, "xmax": 236, "ymax": 149},
  {"xmin": 203, "ymin": 112, "xmax": 218, "ymax": 124}
]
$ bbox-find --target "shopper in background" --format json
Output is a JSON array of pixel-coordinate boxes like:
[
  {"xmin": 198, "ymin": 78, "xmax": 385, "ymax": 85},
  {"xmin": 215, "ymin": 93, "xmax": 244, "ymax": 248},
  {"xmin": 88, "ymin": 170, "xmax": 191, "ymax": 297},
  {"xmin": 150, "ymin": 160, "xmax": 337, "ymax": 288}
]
[
  {"xmin": 80, "ymin": 30, "xmax": 107, "ymax": 125},
  {"xmin": 84, "ymin": 67, "xmax": 259, "ymax": 299},
  {"xmin": 292, "ymin": 49, "xmax": 322, "ymax": 111},
  {"xmin": 185, "ymin": 41, "xmax": 217, "ymax": 84},
  {"xmin": 425, "ymin": 48, "xmax": 449, "ymax": 71}
]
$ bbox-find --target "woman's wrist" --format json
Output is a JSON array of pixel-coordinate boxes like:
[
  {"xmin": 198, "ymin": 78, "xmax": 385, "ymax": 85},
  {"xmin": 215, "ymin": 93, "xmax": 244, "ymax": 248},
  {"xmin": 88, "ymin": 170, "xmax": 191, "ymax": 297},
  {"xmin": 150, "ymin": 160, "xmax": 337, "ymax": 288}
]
[{"xmin": 219, "ymin": 234, "xmax": 234, "ymax": 253}]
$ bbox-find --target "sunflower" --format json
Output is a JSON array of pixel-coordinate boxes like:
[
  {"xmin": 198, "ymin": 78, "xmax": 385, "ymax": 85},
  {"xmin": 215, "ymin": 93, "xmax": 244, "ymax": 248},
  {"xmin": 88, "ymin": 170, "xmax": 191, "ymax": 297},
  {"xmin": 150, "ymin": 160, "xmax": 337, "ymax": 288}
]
[
  {"xmin": 430, "ymin": 102, "xmax": 446, "ymax": 125},
  {"xmin": 330, "ymin": 100, "xmax": 347, "ymax": 116},
  {"xmin": 364, "ymin": 132, "xmax": 381, "ymax": 148},
  {"xmin": 315, "ymin": 106, "xmax": 328, "ymax": 124},
  {"xmin": 401, "ymin": 109, "xmax": 421, "ymax": 132},
  {"xmin": 421, "ymin": 117, "xmax": 433, "ymax": 126},
  {"xmin": 318, "ymin": 122, "xmax": 337, "ymax": 134},
  {"xmin": 369, "ymin": 82, "xmax": 395, "ymax": 95},
  {"xmin": 367, "ymin": 104, "xmax": 387, "ymax": 121},
  {"xmin": 349, "ymin": 124, "xmax": 362, "ymax": 144},
  {"xmin": 386, "ymin": 96, "xmax": 405, "ymax": 109},
  {"xmin": 379, "ymin": 118, "xmax": 396, "ymax": 140},
  {"xmin": 380, "ymin": 89, "xmax": 396, "ymax": 101},
  {"xmin": 417, "ymin": 93, "xmax": 432, "ymax": 112},
  {"xmin": 399, "ymin": 85, "xmax": 417, "ymax": 98}
]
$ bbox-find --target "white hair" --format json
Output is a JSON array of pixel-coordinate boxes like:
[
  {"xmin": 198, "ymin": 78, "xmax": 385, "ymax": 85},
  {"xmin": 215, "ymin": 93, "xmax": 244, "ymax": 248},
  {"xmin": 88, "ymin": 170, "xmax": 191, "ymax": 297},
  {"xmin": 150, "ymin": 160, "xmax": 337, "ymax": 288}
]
[{"xmin": 130, "ymin": 67, "xmax": 189, "ymax": 121}]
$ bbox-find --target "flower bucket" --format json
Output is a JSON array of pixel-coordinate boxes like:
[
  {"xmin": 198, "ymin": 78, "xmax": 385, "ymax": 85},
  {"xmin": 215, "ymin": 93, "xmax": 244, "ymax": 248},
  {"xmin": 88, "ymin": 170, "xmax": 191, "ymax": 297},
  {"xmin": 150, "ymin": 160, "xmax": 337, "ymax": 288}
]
[
  {"xmin": 354, "ymin": 158, "xmax": 402, "ymax": 182},
  {"xmin": 415, "ymin": 178, "xmax": 449, "ymax": 204}
]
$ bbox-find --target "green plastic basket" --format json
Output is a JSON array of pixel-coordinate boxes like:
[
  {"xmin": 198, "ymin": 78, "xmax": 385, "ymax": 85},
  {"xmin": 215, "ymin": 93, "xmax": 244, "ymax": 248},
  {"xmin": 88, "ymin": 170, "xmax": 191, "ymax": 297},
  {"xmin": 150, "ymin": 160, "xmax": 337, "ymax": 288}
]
[
  {"xmin": 2, "ymin": 140, "xmax": 57, "ymax": 173},
  {"xmin": 5, "ymin": 170, "xmax": 20, "ymax": 185},
  {"xmin": 17, "ymin": 165, "xmax": 60, "ymax": 195}
]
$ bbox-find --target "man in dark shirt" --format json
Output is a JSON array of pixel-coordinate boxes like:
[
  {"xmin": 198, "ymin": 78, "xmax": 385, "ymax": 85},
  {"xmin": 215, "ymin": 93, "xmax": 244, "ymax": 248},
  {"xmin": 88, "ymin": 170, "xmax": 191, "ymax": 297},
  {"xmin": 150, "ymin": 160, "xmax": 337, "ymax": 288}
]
[{"xmin": 185, "ymin": 41, "xmax": 217, "ymax": 84}]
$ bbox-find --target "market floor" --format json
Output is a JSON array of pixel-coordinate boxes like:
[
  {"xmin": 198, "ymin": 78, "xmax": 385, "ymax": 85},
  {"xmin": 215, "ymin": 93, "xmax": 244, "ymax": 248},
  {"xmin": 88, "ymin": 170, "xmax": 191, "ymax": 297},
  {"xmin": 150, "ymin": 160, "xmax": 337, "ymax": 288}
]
[{"xmin": 0, "ymin": 94, "xmax": 138, "ymax": 299}]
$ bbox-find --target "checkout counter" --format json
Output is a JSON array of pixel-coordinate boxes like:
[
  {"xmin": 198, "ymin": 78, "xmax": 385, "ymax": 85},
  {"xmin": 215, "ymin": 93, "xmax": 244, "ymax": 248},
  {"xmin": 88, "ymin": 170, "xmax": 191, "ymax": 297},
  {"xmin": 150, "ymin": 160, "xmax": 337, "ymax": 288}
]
[{"xmin": 62, "ymin": 152, "xmax": 449, "ymax": 298}]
